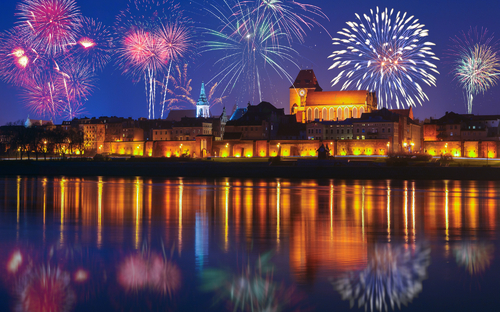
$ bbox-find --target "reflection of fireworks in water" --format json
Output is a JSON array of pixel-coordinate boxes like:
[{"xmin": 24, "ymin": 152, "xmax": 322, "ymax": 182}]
[
  {"xmin": 334, "ymin": 244, "xmax": 430, "ymax": 312},
  {"xmin": 16, "ymin": 0, "xmax": 82, "ymax": 57},
  {"xmin": 117, "ymin": 253, "xmax": 181, "ymax": 295},
  {"xmin": 449, "ymin": 28, "xmax": 500, "ymax": 114},
  {"xmin": 201, "ymin": 252, "xmax": 297, "ymax": 312},
  {"xmin": 453, "ymin": 241, "xmax": 494, "ymax": 275},
  {"xmin": 15, "ymin": 265, "xmax": 75, "ymax": 312},
  {"xmin": 329, "ymin": 7, "xmax": 440, "ymax": 109}
]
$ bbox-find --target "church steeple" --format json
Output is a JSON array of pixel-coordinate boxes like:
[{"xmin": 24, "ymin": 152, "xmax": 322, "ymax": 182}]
[{"xmin": 196, "ymin": 82, "xmax": 210, "ymax": 118}]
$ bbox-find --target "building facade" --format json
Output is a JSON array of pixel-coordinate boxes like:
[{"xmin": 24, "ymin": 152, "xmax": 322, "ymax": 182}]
[{"xmin": 289, "ymin": 69, "xmax": 377, "ymax": 123}]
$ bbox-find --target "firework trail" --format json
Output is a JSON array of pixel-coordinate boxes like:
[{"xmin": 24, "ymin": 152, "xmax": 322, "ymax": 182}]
[
  {"xmin": 329, "ymin": 7, "xmax": 440, "ymax": 109},
  {"xmin": 16, "ymin": 0, "xmax": 82, "ymax": 57},
  {"xmin": 334, "ymin": 243, "xmax": 430, "ymax": 312},
  {"xmin": 115, "ymin": 0, "xmax": 192, "ymax": 119},
  {"xmin": 203, "ymin": 0, "xmax": 299, "ymax": 104},
  {"xmin": 449, "ymin": 28, "xmax": 500, "ymax": 114}
]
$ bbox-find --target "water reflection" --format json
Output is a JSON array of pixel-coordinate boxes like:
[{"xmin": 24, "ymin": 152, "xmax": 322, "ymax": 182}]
[
  {"xmin": 2, "ymin": 177, "xmax": 500, "ymax": 311},
  {"xmin": 453, "ymin": 241, "xmax": 494, "ymax": 275},
  {"xmin": 334, "ymin": 243, "xmax": 430, "ymax": 312}
]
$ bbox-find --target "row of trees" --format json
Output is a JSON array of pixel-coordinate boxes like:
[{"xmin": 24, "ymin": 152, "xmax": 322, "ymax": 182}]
[{"xmin": 2, "ymin": 125, "xmax": 85, "ymax": 160}]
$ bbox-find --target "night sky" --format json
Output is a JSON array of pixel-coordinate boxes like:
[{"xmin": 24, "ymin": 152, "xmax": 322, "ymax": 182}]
[{"xmin": 1, "ymin": 0, "xmax": 500, "ymax": 126}]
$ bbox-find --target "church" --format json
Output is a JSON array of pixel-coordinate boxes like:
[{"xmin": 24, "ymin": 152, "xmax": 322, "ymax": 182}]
[{"xmin": 290, "ymin": 69, "xmax": 378, "ymax": 123}]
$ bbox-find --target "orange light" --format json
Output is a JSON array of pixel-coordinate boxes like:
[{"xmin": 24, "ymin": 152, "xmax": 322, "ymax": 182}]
[
  {"xmin": 79, "ymin": 38, "xmax": 95, "ymax": 49},
  {"xmin": 74, "ymin": 269, "xmax": 89, "ymax": 282},
  {"xmin": 12, "ymin": 48, "xmax": 24, "ymax": 58},
  {"xmin": 7, "ymin": 251, "xmax": 22, "ymax": 273},
  {"xmin": 17, "ymin": 56, "xmax": 29, "ymax": 68}
]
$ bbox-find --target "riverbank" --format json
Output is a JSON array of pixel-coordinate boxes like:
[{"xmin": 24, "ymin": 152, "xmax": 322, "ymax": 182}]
[{"xmin": 1, "ymin": 158, "xmax": 500, "ymax": 180}]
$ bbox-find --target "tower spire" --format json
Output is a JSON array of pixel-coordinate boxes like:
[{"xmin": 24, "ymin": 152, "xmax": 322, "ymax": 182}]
[{"xmin": 196, "ymin": 82, "xmax": 210, "ymax": 118}]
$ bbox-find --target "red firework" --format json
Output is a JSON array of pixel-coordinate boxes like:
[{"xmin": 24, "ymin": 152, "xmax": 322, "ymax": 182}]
[
  {"xmin": 148, "ymin": 254, "xmax": 181, "ymax": 296},
  {"xmin": 16, "ymin": 0, "xmax": 82, "ymax": 56},
  {"xmin": 16, "ymin": 266, "xmax": 75, "ymax": 312}
]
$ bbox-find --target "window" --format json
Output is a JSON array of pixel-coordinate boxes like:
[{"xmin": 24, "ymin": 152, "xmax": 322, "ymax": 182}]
[
  {"xmin": 362, "ymin": 136, "xmax": 365, "ymax": 139},
  {"xmin": 388, "ymin": 128, "xmax": 391, "ymax": 133},
  {"xmin": 341, "ymin": 129, "xmax": 344, "ymax": 134},
  {"xmin": 357, "ymin": 129, "xmax": 359, "ymax": 133},
  {"xmin": 337, "ymin": 129, "xmax": 339, "ymax": 134},
  {"xmin": 362, "ymin": 129, "xmax": 365, "ymax": 133}
]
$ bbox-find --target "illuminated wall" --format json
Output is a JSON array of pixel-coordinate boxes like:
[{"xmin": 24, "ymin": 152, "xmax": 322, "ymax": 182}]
[
  {"xmin": 423, "ymin": 141, "xmax": 499, "ymax": 158},
  {"xmin": 336, "ymin": 139, "xmax": 389, "ymax": 156},
  {"xmin": 103, "ymin": 141, "xmax": 146, "ymax": 156},
  {"xmin": 154, "ymin": 140, "xmax": 199, "ymax": 158},
  {"xmin": 423, "ymin": 141, "xmax": 462, "ymax": 157}
]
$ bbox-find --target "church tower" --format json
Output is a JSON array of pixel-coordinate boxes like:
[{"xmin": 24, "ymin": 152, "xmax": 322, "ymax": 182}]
[{"xmin": 196, "ymin": 82, "xmax": 210, "ymax": 118}]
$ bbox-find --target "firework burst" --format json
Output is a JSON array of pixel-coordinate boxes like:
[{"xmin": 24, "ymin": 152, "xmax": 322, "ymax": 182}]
[
  {"xmin": 449, "ymin": 28, "xmax": 500, "ymax": 114},
  {"xmin": 334, "ymin": 243, "xmax": 430, "ymax": 312},
  {"xmin": 248, "ymin": 0, "xmax": 329, "ymax": 44},
  {"xmin": 115, "ymin": 0, "xmax": 193, "ymax": 119},
  {"xmin": 71, "ymin": 17, "xmax": 113, "ymax": 72},
  {"xmin": 203, "ymin": 1, "xmax": 299, "ymax": 104},
  {"xmin": 0, "ymin": 27, "xmax": 41, "ymax": 86},
  {"xmin": 329, "ymin": 7, "xmax": 440, "ymax": 109},
  {"xmin": 16, "ymin": 0, "xmax": 82, "ymax": 57}
]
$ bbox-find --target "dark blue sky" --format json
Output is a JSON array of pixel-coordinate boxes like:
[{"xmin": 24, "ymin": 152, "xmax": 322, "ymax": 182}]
[{"xmin": 1, "ymin": 0, "xmax": 500, "ymax": 125}]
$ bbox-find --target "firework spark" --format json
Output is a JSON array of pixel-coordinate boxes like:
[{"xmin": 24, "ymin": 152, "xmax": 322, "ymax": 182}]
[
  {"xmin": 449, "ymin": 28, "xmax": 500, "ymax": 114},
  {"xmin": 16, "ymin": 0, "xmax": 82, "ymax": 57},
  {"xmin": 203, "ymin": 1, "xmax": 299, "ymax": 104},
  {"xmin": 329, "ymin": 7, "xmax": 440, "ymax": 109},
  {"xmin": 334, "ymin": 243, "xmax": 430, "ymax": 312}
]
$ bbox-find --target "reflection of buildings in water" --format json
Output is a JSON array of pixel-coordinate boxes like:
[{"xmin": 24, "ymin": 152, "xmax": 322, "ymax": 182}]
[
  {"xmin": 289, "ymin": 180, "xmax": 368, "ymax": 284},
  {"xmin": 335, "ymin": 243, "xmax": 431, "ymax": 312},
  {"xmin": 195, "ymin": 184, "xmax": 209, "ymax": 271},
  {"xmin": 453, "ymin": 241, "xmax": 494, "ymax": 275}
]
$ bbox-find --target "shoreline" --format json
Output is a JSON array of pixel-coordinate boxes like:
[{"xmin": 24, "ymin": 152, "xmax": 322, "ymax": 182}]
[{"xmin": 1, "ymin": 159, "xmax": 500, "ymax": 180}]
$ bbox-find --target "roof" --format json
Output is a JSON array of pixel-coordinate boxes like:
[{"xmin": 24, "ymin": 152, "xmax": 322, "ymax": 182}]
[
  {"xmin": 306, "ymin": 90, "xmax": 375, "ymax": 106},
  {"xmin": 355, "ymin": 108, "xmax": 400, "ymax": 123},
  {"xmin": 166, "ymin": 109, "xmax": 196, "ymax": 121},
  {"xmin": 291, "ymin": 69, "xmax": 322, "ymax": 91},
  {"xmin": 229, "ymin": 107, "xmax": 247, "ymax": 121},
  {"xmin": 389, "ymin": 107, "xmax": 413, "ymax": 120}
]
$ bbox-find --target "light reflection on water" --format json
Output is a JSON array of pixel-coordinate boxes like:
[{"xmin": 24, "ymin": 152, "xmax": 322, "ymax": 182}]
[{"xmin": 0, "ymin": 176, "xmax": 499, "ymax": 311}]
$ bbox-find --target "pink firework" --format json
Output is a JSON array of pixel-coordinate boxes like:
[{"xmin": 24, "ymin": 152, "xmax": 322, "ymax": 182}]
[
  {"xmin": 118, "ymin": 27, "xmax": 168, "ymax": 78},
  {"xmin": 0, "ymin": 27, "xmax": 41, "ymax": 86},
  {"xmin": 21, "ymin": 78, "xmax": 64, "ymax": 120},
  {"xmin": 71, "ymin": 17, "xmax": 113, "ymax": 72},
  {"xmin": 16, "ymin": 0, "xmax": 82, "ymax": 56},
  {"xmin": 157, "ymin": 22, "xmax": 192, "ymax": 63},
  {"xmin": 15, "ymin": 266, "xmax": 75, "ymax": 312}
]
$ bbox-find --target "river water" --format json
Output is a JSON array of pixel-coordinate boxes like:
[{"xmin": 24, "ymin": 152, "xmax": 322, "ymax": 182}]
[{"xmin": 0, "ymin": 176, "xmax": 499, "ymax": 311}]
